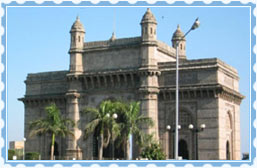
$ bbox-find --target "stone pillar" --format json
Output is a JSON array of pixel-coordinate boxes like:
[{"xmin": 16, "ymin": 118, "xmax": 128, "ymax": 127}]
[
  {"xmin": 65, "ymin": 91, "xmax": 82, "ymax": 160},
  {"xmin": 139, "ymin": 88, "xmax": 159, "ymax": 139}
]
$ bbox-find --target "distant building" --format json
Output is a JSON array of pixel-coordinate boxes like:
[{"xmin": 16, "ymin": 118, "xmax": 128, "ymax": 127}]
[
  {"xmin": 19, "ymin": 8, "xmax": 244, "ymax": 160},
  {"xmin": 9, "ymin": 141, "xmax": 24, "ymax": 160},
  {"xmin": 9, "ymin": 141, "xmax": 24, "ymax": 150}
]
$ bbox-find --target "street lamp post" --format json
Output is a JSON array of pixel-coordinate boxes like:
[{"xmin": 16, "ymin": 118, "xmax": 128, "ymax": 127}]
[
  {"xmin": 188, "ymin": 124, "xmax": 206, "ymax": 160},
  {"xmin": 166, "ymin": 125, "xmax": 181, "ymax": 159},
  {"xmin": 23, "ymin": 138, "xmax": 26, "ymax": 160},
  {"xmin": 174, "ymin": 18, "xmax": 200, "ymax": 160}
]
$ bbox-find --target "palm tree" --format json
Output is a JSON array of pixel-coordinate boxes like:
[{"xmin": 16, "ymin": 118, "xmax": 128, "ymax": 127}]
[
  {"xmin": 115, "ymin": 101, "xmax": 154, "ymax": 160},
  {"xmin": 82, "ymin": 100, "xmax": 120, "ymax": 160},
  {"xmin": 29, "ymin": 103, "xmax": 75, "ymax": 160}
]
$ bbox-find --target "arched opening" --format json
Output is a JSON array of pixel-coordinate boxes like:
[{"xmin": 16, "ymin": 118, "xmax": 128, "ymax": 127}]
[
  {"xmin": 169, "ymin": 109, "xmax": 194, "ymax": 160},
  {"xmin": 151, "ymin": 27, "xmax": 153, "ymax": 34},
  {"xmin": 179, "ymin": 139, "xmax": 189, "ymax": 160},
  {"xmin": 73, "ymin": 36, "xmax": 75, "ymax": 43},
  {"xmin": 226, "ymin": 141, "xmax": 230, "ymax": 160},
  {"xmin": 92, "ymin": 111, "xmax": 125, "ymax": 160},
  {"xmin": 78, "ymin": 36, "xmax": 80, "ymax": 42},
  {"xmin": 180, "ymin": 44, "xmax": 183, "ymax": 50},
  {"xmin": 49, "ymin": 141, "xmax": 59, "ymax": 160},
  {"xmin": 226, "ymin": 111, "xmax": 233, "ymax": 160},
  {"xmin": 93, "ymin": 129, "xmax": 99, "ymax": 159}
]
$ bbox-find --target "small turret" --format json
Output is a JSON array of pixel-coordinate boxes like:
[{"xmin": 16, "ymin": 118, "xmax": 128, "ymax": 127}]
[
  {"xmin": 172, "ymin": 25, "xmax": 186, "ymax": 59},
  {"xmin": 69, "ymin": 16, "xmax": 85, "ymax": 73},
  {"xmin": 70, "ymin": 16, "xmax": 85, "ymax": 50},
  {"xmin": 140, "ymin": 8, "xmax": 157, "ymax": 42}
]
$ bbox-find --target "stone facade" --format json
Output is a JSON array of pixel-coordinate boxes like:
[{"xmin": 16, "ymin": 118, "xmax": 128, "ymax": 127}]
[{"xmin": 19, "ymin": 9, "xmax": 244, "ymax": 160}]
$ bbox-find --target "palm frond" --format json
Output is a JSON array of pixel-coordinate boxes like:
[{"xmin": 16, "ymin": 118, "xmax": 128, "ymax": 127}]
[
  {"xmin": 29, "ymin": 103, "xmax": 75, "ymax": 143},
  {"xmin": 62, "ymin": 118, "xmax": 75, "ymax": 127},
  {"xmin": 82, "ymin": 107, "xmax": 99, "ymax": 117},
  {"xmin": 29, "ymin": 128, "xmax": 48, "ymax": 137},
  {"xmin": 84, "ymin": 118, "xmax": 100, "ymax": 139},
  {"xmin": 136, "ymin": 116, "xmax": 154, "ymax": 127}
]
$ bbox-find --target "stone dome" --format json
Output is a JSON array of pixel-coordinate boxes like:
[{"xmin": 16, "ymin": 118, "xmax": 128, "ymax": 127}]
[
  {"xmin": 172, "ymin": 24, "xmax": 185, "ymax": 41},
  {"xmin": 70, "ymin": 16, "xmax": 85, "ymax": 32},
  {"xmin": 140, "ymin": 8, "xmax": 157, "ymax": 24}
]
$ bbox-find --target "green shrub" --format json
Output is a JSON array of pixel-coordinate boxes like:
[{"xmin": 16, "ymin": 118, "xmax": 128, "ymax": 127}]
[
  {"xmin": 25, "ymin": 152, "xmax": 40, "ymax": 160},
  {"xmin": 140, "ymin": 143, "xmax": 166, "ymax": 160},
  {"xmin": 8, "ymin": 149, "xmax": 15, "ymax": 160}
]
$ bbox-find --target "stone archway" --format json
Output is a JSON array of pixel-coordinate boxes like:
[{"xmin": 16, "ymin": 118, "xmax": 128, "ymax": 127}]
[
  {"xmin": 179, "ymin": 139, "xmax": 189, "ymax": 160},
  {"xmin": 225, "ymin": 111, "xmax": 233, "ymax": 160},
  {"xmin": 226, "ymin": 141, "xmax": 230, "ymax": 160},
  {"xmin": 165, "ymin": 104, "xmax": 196, "ymax": 160}
]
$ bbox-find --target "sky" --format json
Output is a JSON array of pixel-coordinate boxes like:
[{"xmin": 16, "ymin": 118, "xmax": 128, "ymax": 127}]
[{"xmin": 6, "ymin": 5, "xmax": 251, "ymax": 155}]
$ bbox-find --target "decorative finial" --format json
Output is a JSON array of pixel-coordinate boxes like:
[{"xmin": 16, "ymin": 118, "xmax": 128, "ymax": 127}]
[
  {"xmin": 177, "ymin": 24, "xmax": 180, "ymax": 29},
  {"xmin": 76, "ymin": 15, "xmax": 80, "ymax": 21},
  {"xmin": 110, "ymin": 32, "xmax": 116, "ymax": 41}
]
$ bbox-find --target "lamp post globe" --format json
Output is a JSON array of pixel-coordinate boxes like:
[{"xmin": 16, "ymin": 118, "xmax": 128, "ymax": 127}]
[
  {"xmin": 188, "ymin": 124, "xmax": 194, "ymax": 130},
  {"xmin": 178, "ymin": 125, "xmax": 181, "ymax": 130},
  {"xmin": 200, "ymin": 124, "xmax": 206, "ymax": 129},
  {"xmin": 191, "ymin": 18, "xmax": 200, "ymax": 30},
  {"xmin": 112, "ymin": 113, "xmax": 118, "ymax": 119},
  {"xmin": 166, "ymin": 125, "xmax": 171, "ymax": 130}
]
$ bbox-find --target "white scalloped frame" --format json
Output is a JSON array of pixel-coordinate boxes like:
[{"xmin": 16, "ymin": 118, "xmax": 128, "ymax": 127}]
[{"xmin": 0, "ymin": 0, "xmax": 256, "ymax": 168}]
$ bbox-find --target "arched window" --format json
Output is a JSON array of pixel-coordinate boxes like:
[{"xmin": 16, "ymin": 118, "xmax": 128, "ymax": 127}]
[
  {"xmin": 226, "ymin": 112, "xmax": 232, "ymax": 130},
  {"xmin": 226, "ymin": 141, "xmax": 230, "ymax": 160},
  {"xmin": 151, "ymin": 27, "xmax": 153, "ymax": 34},
  {"xmin": 179, "ymin": 139, "xmax": 189, "ymax": 160},
  {"xmin": 78, "ymin": 36, "xmax": 80, "ymax": 42},
  {"xmin": 180, "ymin": 44, "xmax": 183, "ymax": 50}
]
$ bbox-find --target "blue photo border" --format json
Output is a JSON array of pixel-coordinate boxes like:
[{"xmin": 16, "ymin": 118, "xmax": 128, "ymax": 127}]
[{"xmin": 0, "ymin": 0, "xmax": 256, "ymax": 167}]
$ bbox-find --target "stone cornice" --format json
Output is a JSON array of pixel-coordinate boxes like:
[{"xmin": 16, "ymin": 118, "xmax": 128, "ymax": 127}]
[
  {"xmin": 140, "ymin": 40, "xmax": 158, "ymax": 46},
  {"xmin": 158, "ymin": 58, "xmax": 239, "ymax": 79},
  {"xmin": 18, "ymin": 93, "xmax": 66, "ymax": 105},
  {"xmin": 138, "ymin": 67, "xmax": 161, "ymax": 76},
  {"xmin": 67, "ymin": 69, "xmax": 139, "ymax": 90},
  {"xmin": 69, "ymin": 49, "xmax": 84, "ymax": 54},
  {"xmin": 159, "ymin": 84, "xmax": 244, "ymax": 105},
  {"xmin": 25, "ymin": 71, "xmax": 68, "ymax": 84},
  {"xmin": 65, "ymin": 90, "xmax": 80, "ymax": 98},
  {"xmin": 138, "ymin": 86, "xmax": 160, "ymax": 94},
  {"xmin": 218, "ymin": 85, "xmax": 245, "ymax": 104}
]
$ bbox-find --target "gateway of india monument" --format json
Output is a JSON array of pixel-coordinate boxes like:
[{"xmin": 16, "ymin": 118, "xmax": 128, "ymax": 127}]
[{"xmin": 19, "ymin": 8, "xmax": 244, "ymax": 160}]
